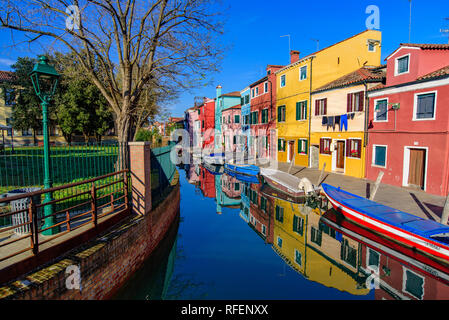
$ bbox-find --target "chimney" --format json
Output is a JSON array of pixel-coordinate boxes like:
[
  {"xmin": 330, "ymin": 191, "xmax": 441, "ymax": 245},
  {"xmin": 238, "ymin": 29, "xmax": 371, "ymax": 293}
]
[
  {"xmin": 216, "ymin": 85, "xmax": 222, "ymax": 100},
  {"xmin": 290, "ymin": 50, "xmax": 300, "ymax": 64}
]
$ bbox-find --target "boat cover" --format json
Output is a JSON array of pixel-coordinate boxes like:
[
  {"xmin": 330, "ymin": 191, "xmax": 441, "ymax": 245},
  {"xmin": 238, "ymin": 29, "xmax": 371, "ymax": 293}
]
[{"xmin": 322, "ymin": 183, "xmax": 449, "ymax": 240}]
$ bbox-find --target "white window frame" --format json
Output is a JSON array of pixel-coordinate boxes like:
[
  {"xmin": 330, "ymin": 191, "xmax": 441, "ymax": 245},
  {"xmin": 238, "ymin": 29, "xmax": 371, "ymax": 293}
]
[
  {"xmin": 255, "ymin": 86, "xmax": 259, "ymax": 96},
  {"xmin": 395, "ymin": 53, "xmax": 411, "ymax": 76},
  {"xmin": 412, "ymin": 90, "xmax": 437, "ymax": 121},
  {"xmin": 262, "ymin": 224, "xmax": 266, "ymax": 235},
  {"xmin": 402, "ymin": 146, "xmax": 429, "ymax": 191},
  {"xmin": 402, "ymin": 266, "xmax": 425, "ymax": 300},
  {"xmin": 261, "ymin": 108, "xmax": 269, "ymax": 124},
  {"xmin": 251, "ymin": 88, "xmax": 255, "ymax": 98},
  {"xmin": 294, "ymin": 249, "xmax": 302, "ymax": 266},
  {"xmin": 316, "ymin": 98, "xmax": 326, "ymax": 116},
  {"xmin": 368, "ymin": 42, "xmax": 376, "ymax": 52},
  {"xmin": 279, "ymin": 138, "xmax": 286, "ymax": 152},
  {"xmin": 264, "ymin": 81, "xmax": 268, "ymax": 93},
  {"xmin": 366, "ymin": 248, "xmax": 380, "ymax": 274},
  {"xmin": 280, "ymin": 74, "xmax": 286, "ymax": 88},
  {"xmin": 298, "ymin": 138, "xmax": 307, "ymax": 155},
  {"xmin": 296, "ymin": 99, "xmax": 308, "ymax": 121},
  {"xmin": 320, "ymin": 137, "xmax": 332, "ymax": 156},
  {"xmin": 372, "ymin": 144, "xmax": 388, "ymax": 168},
  {"xmin": 373, "ymin": 97, "xmax": 389, "ymax": 122},
  {"xmin": 299, "ymin": 65, "xmax": 307, "ymax": 81},
  {"xmin": 277, "ymin": 236, "xmax": 283, "ymax": 248}
]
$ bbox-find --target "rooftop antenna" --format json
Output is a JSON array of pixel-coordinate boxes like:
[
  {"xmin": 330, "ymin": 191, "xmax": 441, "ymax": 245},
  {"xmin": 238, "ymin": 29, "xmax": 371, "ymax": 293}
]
[
  {"xmin": 310, "ymin": 38, "xmax": 320, "ymax": 51},
  {"xmin": 441, "ymin": 18, "xmax": 449, "ymax": 44},
  {"xmin": 408, "ymin": 0, "xmax": 412, "ymax": 42},
  {"xmin": 280, "ymin": 34, "xmax": 291, "ymax": 62}
]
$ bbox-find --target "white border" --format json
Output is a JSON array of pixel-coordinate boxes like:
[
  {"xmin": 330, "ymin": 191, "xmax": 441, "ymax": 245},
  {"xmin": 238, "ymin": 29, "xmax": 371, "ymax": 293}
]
[
  {"xmin": 366, "ymin": 248, "xmax": 380, "ymax": 273},
  {"xmin": 402, "ymin": 146, "xmax": 428, "ymax": 191},
  {"xmin": 299, "ymin": 65, "xmax": 307, "ymax": 81},
  {"xmin": 412, "ymin": 90, "xmax": 437, "ymax": 121},
  {"xmin": 373, "ymin": 97, "xmax": 389, "ymax": 122},
  {"xmin": 294, "ymin": 249, "xmax": 302, "ymax": 266},
  {"xmin": 298, "ymin": 138, "xmax": 307, "ymax": 155},
  {"xmin": 395, "ymin": 53, "xmax": 411, "ymax": 76},
  {"xmin": 280, "ymin": 74, "xmax": 286, "ymax": 88},
  {"xmin": 372, "ymin": 144, "xmax": 387, "ymax": 168},
  {"xmin": 331, "ymin": 139, "xmax": 346, "ymax": 173},
  {"xmin": 346, "ymin": 138, "xmax": 362, "ymax": 160},
  {"xmin": 402, "ymin": 266, "xmax": 425, "ymax": 300}
]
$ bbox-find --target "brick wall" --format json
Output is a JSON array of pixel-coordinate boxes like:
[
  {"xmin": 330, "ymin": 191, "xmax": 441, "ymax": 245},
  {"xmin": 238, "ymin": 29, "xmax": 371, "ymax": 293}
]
[{"xmin": 0, "ymin": 176, "xmax": 180, "ymax": 300}]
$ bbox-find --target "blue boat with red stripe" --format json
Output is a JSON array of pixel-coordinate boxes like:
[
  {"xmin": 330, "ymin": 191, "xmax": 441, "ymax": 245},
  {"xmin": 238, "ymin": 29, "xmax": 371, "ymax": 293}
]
[{"xmin": 321, "ymin": 183, "xmax": 449, "ymax": 263}]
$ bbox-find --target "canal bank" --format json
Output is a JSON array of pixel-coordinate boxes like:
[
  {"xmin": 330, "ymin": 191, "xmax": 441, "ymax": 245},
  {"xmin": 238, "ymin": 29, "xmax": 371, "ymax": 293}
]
[
  {"xmin": 274, "ymin": 162, "xmax": 446, "ymax": 222},
  {"xmin": 0, "ymin": 170, "xmax": 180, "ymax": 300}
]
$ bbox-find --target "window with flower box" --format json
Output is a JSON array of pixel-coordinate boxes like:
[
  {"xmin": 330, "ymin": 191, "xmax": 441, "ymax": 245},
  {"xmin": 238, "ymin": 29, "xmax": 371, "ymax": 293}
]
[
  {"xmin": 346, "ymin": 139, "xmax": 362, "ymax": 158},
  {"xmin": 320, "ymin": 138, "xmax": 332, "ymax": 155}
]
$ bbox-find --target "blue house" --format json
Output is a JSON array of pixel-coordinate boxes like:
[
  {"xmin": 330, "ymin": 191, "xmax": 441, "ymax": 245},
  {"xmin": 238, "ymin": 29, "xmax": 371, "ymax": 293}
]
[
  {"xmin": 214, "ymin": 85, "xmax": 241, "ymax": 148},
  {"xmin": 240, "ymin": 87, "xmax": 251, "ymax": 152}
]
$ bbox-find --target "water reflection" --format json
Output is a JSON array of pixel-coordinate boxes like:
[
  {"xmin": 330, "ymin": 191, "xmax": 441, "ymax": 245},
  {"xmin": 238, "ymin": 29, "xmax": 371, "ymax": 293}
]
[
  {"xmin": 117, "ymin": 164, "xmax": 449, "ymax": 300},
  {"xmin": 187, "ymin": 164, "xmax": 449, "ymax": 300}
]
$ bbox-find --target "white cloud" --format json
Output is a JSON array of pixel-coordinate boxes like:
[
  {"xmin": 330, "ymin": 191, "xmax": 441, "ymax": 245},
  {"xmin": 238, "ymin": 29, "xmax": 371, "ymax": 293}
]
[{"xmin": 0, "ymin": 58, "xmax": 15, "ymax": 66}]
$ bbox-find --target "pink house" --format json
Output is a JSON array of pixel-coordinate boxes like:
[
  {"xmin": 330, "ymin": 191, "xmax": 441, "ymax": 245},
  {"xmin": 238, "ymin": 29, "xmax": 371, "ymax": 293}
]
[
  {"xmin": 366, "ymin": 43, "xmax": 449, "ymax": 196},
  {"xmin": 221, "ymin": 104, "xmax": 241, "ymax": 152},
  {"xmin": 185, "ymin": 106, "xmax": 201, "ymax": 149}
]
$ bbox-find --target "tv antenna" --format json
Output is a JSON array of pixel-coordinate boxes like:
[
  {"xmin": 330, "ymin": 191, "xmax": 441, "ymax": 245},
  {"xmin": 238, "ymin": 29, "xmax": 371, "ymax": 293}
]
[
  {"xmin": 408, "ymin": 0, "xmax": 412, "ymax": 42},
  {"xmin": 280, "ymin": 34, "xmax": 291, "ymax": 62}
]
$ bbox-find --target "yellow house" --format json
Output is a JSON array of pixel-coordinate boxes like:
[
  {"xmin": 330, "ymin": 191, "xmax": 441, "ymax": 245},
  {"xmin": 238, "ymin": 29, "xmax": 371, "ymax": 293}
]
[
  {"xmin": 310, "ymin": 66, "xmax": 386, "ymax": 178},
  {"xmin": 275, "ymin": 30, "xmax": 382, "ymax": 166},
  {"xmin": 272, "ymin": 200, "xmax": 369, "ymax": 295}
]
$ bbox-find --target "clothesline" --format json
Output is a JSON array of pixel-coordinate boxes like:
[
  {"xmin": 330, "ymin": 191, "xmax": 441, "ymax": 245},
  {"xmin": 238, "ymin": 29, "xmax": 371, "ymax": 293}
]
[{"xmin": 321, "ymin": 113, "xmax": 356, "ymax": 131}]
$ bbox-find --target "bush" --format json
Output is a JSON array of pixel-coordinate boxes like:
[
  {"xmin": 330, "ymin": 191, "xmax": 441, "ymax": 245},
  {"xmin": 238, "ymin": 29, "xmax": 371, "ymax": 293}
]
[{"xmin": 135, "ymin": 128, "xmax": 152, "ymax": 142}]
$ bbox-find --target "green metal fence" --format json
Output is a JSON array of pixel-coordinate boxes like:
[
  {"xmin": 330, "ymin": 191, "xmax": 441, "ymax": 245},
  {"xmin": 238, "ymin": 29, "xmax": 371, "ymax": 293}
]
[
  {"xmin": 151, "ymin": 141, "xmax": 177, "ymax": 204},
  {"xmin": 0, "ymin": 142, "xmax": 128, "ymax": 227}
]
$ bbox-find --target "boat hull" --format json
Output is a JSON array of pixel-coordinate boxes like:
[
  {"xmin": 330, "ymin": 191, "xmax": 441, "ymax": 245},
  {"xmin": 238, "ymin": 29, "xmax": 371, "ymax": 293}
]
[
  {"xmin": 322, "ymin": 186, "xmax": 449, "ymax": 262},
  {"xmin": 224, "ymin": 163, "xmax": 260, "ymax": 177}
]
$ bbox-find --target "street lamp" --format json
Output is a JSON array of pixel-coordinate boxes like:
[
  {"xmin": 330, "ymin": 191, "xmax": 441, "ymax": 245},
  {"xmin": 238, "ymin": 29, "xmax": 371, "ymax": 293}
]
[{"xmin": 29, "ymin": 56, "xmax": 60, "ymax": 236}]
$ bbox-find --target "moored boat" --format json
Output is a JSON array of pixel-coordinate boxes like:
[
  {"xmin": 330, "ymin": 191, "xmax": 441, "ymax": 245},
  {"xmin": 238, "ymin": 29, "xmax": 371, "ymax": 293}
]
[
  {"xmin": 321, "ymin": 183, "xmax": 449, "ymax": 263},
  {"xmin": 259, "ymin": 168, "xmax": 319, "ymax": 198},
  {"xmin": 203, "ymin": 162, "xmax": 224, "ymax": 175},
  {"xmin": 224, "ymin": 167, "xmax": 260, "ymax": 184},
  {"xmin": 224, "ymin": 163, "xmax": 260, "ymax": 177},
  {"xmin": 203, "ymin": 152, "xmax": 225, "ymax": 165}
]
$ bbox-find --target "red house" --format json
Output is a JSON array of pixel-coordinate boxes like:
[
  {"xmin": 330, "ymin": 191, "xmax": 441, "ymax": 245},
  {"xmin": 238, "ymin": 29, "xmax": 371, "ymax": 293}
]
[
  {"xmin": 366, "ymin": 43, "xmax": 449, "ymax": 196},
  {"xmin": 249, "ymin": 65, "xmax": 283, "ymax": 159},
  {"xmin": 199, "ymin": 167, "xmax": 216, "ymax": 198},
  {"xmin": 198, "ymin": 97, "xmax": 215, "ymax": 149}
]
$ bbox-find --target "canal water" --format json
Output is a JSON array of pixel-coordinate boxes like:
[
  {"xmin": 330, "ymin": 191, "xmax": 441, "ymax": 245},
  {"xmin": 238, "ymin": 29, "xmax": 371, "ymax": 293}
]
[{"xmin": 114, "ymin": 165, "xmax": 449, "ymax": 300}]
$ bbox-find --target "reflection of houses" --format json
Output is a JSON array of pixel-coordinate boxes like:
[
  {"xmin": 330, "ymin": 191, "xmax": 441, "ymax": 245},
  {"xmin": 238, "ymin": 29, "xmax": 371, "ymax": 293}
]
[
  {"xmin": 239, "ymin": 183, "xmax": 251, "ymax": 223},
  {"xmin": 271, "ymin": 199, "xmax": 369, "ymax": 295},
  {"xmin": 215, "ymin": 174, "xmax": 241, "ymax": 214},
  {"xmin": 248, "ymin": 183, "xmax": 275, "ymax": 243},
  {"xmin": 199, "ymin": 167, "xmax": 216, "ymax": 199},
  {"xmin": 360, "ymin": 233, "xmax": 449, "ymax": 300},
  {"xmin": 185, "ymin": 164, "xmax": 199, "ymax": 185}
]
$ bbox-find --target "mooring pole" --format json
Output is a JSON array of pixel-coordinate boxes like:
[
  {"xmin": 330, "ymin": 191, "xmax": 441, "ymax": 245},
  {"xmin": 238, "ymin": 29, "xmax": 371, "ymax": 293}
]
[
  {"xmin": 440, "ymin": 193, "xmax": 449, "ymax": 225},
  {"xmin": 316, "ymin": 163, "xmax": 326, "ymax": 186},
  {"xmin": 369, "ymin": 171, "xmax": 384, "ymax": 201}
]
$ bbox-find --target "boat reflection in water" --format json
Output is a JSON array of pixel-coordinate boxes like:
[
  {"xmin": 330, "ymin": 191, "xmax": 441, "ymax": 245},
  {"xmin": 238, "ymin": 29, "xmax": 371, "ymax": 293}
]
[
  {"xmin": 116, "ymin": 163, "xmax": 449, "ymax": 300},
  {"xmin": 196, "ymin": 163, "xmax": 449, "ymax": 300}
]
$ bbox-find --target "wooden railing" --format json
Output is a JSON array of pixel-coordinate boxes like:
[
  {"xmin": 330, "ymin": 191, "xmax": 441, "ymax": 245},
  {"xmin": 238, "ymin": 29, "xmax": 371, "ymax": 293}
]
[{"xmin": 0, "ymin": 170, "xmax": 129, "ymax": 263}]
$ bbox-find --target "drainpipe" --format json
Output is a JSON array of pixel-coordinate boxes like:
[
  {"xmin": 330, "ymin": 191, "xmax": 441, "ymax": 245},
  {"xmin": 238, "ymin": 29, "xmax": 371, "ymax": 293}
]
[
  {"xmin": 363, "ymin": 81, "xmax": 369, "ymax": 178},
  {"xmin": 308, "ymin": 57, "xmax": 314, "ymax": 168}
]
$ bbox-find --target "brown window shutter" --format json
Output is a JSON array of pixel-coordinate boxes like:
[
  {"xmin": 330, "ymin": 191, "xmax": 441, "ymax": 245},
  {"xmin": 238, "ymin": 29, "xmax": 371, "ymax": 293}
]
[
  {"xmin": 359, "ymin": 91, "xmax": 364, "ymax": 111},
  {"xmin": 324, "ymin": 98, "xmax": 327, "ymax": 115},
  {"xmin": 319, "ymin": 138, "xmax": 323, "ymax": 153},
  {"xmin": 315, "ymin": 100, "xmax": 319, "ymax": 116},
  {"xmin": 347, "ymin": 93, "xmax": 351, "ymax": 112}
]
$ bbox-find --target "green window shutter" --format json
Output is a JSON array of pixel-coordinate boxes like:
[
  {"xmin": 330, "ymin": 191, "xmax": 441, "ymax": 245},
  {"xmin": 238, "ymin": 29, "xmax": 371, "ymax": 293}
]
[
  {"xmin": 278, "ymin": 139, "xmax": 281, "ymax": 151},
  {"xmin": 296, "ymin": 102, "xmax": 300, "ymax": 120},
  {"xmin": 304, "ymin": 140, "xmax": 308, "ymax": 154},
  {"xmin": 304, "ymin": 101, "xmax": 307, "ymax": 119},
  {"xmin": 298, "ymin": 140, "xmax": 301, "ymax": 153},
  {"xmin": 293, "ymin": 215, "xmax": 298, "ymax": 232}
]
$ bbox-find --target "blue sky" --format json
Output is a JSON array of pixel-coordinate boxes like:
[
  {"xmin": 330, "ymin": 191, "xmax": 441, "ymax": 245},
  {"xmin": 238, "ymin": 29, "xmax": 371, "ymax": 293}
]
[{"xmin": 0, "ymin": 0, "xmax": 448, "ymax": 117}]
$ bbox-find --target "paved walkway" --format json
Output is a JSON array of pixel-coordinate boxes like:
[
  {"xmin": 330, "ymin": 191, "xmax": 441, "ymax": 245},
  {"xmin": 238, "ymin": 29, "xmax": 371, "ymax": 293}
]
[{"xmin": 271, "ymin": 162, "xmax": 447, "ymax": 223}]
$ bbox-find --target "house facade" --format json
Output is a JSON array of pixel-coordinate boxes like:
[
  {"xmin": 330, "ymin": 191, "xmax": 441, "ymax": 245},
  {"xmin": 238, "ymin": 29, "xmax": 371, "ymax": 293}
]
[
  {"xmin": 249, "ymin": 65, "xmax": 283, "ymax": 160},
  {"xmin": 221, "ymin": 104, "xmax": 241, "ymax": 153},
  {"xmin": 310, "ymin": 66, "xmax": 386, "ymax": 178},
  {"xmin": 214, "ymin": 86, "xmax": 241, "ymax": 149},
  {"xmin": 240, "ymin": 87, "xmax": 251, "ymax": 153},
  {"xmin": 275, "ymin": 30, "xmax": 382, "ymax": 166},
  {"xmin": 184, "ymin": 106, "xmax": 201, "ymax": 150},
  {"xmin": 198, "ymin": 97, "xmax": 215, "ymax": 150},
  {"xmin": 366, "ymin": 43, "xmax": 449, "ymax": 196}
]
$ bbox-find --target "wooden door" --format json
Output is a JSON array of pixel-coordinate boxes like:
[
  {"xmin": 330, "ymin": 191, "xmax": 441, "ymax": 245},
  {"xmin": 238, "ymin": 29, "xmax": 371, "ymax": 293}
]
[
  {"xmin": 288, "ymin": 141, "xmax": 295, "ymax": 162},
  {"xmin": 408, "ymin": 149, "xmax": 426, "ymax": 189},
  {"xmin": 336, "ymin": 141, "xmax": 345, "ymax": 169}
]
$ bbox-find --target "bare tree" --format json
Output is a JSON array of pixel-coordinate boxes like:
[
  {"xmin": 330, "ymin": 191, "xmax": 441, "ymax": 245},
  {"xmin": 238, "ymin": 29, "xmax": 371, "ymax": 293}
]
[{"xmin": 0, "ymin": 0, "xmax": 224, "ymax": 142}]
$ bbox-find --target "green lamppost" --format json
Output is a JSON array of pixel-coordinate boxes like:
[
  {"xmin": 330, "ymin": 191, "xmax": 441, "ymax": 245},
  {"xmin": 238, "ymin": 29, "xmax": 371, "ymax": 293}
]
[{"xmin": 29, "ymin": 56, "xmax": 60, "ymax": 236}]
